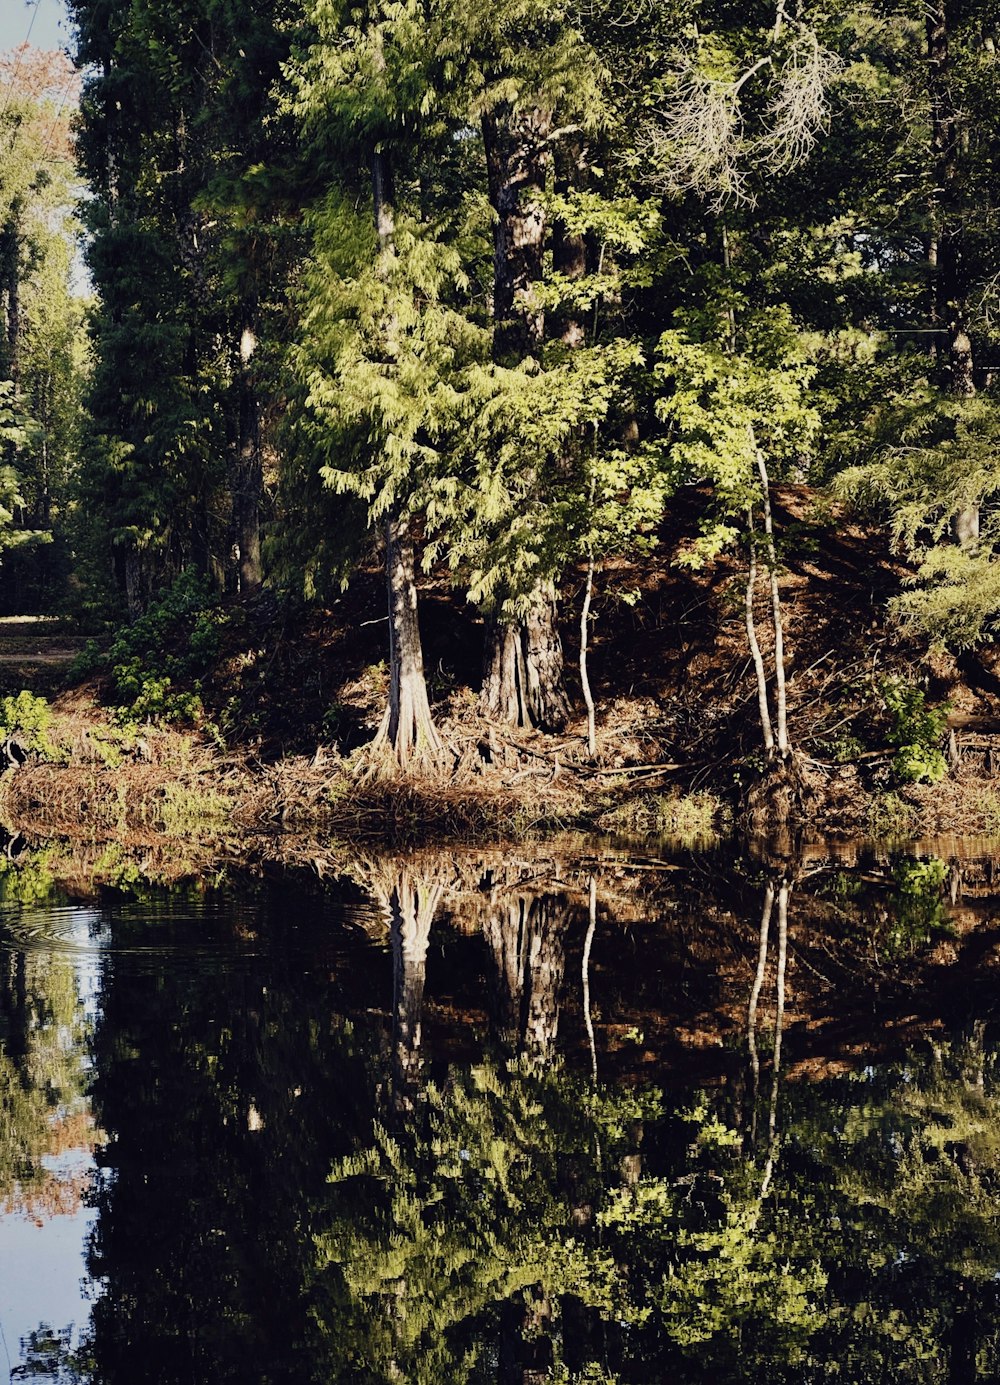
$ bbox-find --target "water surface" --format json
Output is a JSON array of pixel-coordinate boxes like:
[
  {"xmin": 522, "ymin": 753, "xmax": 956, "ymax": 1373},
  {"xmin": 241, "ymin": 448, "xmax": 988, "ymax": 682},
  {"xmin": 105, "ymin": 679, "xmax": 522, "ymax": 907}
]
[{"xmin": 1, "ymin": 837, "xmax": 999, "ymax": 1382}]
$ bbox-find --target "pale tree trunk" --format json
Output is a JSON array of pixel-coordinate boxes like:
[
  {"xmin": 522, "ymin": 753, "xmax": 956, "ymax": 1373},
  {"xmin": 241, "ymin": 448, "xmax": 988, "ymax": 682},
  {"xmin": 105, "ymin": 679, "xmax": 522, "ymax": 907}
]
[
  {"xmin": 745, "ymin": 429, "xmax": 791, "ymax": 761},
  {"xmin": 371, "ymin": 516, "xmax": 444, "ymax": 771},
  {"xmin": 745, "ymin": 507, "xmax": 776, "ymax": 759},
  {"xmin": 927, "ymin": 3, "xmax": 979, "ymax": 540},
  {"xmin": 482, "ymin": 580, "xmax": 572, "ymax": 732},
  {"xmin": 950, "ymin": 326, "xmax": 979, "ymax": 542},
  {"xmin": 367, "ymin": 149, "xmax": 442, "ymax": 771},
  {"xmin": 233, "ymin": 311, "xmax": 263, "ymax": 592},
  {"xmin": 579, "ymin": 554, "xmax": 597, "ymax": 758}
]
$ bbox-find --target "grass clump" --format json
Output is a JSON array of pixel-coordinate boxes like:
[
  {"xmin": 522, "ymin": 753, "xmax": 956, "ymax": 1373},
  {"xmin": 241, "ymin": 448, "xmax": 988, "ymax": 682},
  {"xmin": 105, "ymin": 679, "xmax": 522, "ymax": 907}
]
[
  {"xmin": 160, "ymin": 782, "xmax": 236, "ymax": 834},
  {"xmin": 866, "ymin": 790, "xmax": 920, "ymax": 840},
  {"xmin": 598, "ymin": 789, "xmax": 726, "ymax": 842}
]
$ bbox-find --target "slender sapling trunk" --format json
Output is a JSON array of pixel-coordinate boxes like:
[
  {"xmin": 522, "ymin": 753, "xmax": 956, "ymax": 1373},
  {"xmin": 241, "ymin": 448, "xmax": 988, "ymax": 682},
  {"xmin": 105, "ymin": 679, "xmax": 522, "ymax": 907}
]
[
  {"xmin": 580, "ymin": 551, "xmax": 597, "ymax": 757},
  {"xmin": 745, "ymin": 506, "xmax": 776, "ymax": 758}
]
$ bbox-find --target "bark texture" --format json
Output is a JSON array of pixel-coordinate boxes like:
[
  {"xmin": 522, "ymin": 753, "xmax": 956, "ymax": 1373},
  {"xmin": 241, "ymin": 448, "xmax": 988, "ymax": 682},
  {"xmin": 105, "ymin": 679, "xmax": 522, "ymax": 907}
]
[
  {"xmin": 482, "ymin": 580, "xmax": 572, "ymax": 732},
  {"xmin": 480, "ymin": 107, "xmax": 572, "ymax": 727},
  {"xmin": 483, "ymin": 888, "xmax": 569, "ymax": 1062},
  {"xmin": 482, "ymin": 107, "xmax": 550, "ymax": 363},
  {"xmin": 373, "ymin": 516, "xmax": 444, "ymax": 770},
  {"xmin": 927, "ymin": 4, "xmax": 981, "ymax": 540},
  {"xmin": 367, "ymin": 148, "xmax": 442, "ymax": 769}
]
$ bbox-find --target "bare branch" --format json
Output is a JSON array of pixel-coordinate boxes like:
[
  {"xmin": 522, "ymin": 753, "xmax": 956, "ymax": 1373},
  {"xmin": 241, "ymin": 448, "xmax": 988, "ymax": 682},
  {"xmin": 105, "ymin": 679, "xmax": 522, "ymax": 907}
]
[
  {"xmin": 640, "ymin": 25, "xmax": 842, "ymax": 208},
  {"xmin": 757, "ymin": 30, "xmax": 843, "ymax": 174}
]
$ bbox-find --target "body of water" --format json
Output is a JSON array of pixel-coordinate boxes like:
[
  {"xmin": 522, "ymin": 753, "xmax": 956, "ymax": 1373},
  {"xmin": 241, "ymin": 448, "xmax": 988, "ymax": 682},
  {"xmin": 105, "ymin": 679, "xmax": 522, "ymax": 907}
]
[{"xmin": 0, "ymin": 837, "xmax": 998, "ymax": 1382}]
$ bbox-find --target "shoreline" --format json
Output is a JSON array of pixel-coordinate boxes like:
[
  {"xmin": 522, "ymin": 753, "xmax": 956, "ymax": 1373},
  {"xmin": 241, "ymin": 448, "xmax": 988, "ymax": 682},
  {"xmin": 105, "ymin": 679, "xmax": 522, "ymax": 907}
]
[{"xmin": 2, "ymin": 703, "xmax": 999, "ymax": 851}]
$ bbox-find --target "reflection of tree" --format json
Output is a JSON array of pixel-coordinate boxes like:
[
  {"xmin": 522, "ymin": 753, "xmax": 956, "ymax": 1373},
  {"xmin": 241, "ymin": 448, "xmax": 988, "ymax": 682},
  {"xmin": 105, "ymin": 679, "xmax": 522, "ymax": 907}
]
[
  {"xmin": 0, "ymin": 941, "xmax": 91, "ymax": 1221},
  {"xmin": 315, "ymin": 1061, "xmax": 629, "ymax": 1384},
  {"xmin": 83, "ymin": 897, "xmax": 379, "ymax": 1385},
  {"xmin": 480, "ymin": 879, "xmax": 572, "ymax": 1063},
  {"xmin": 786, "ymin": 1033, "xmax": 1000, "ymax": 1381},
  {"xmin": 744, "ymin": 876, "xmax": 789, "ymax": 1194},
  {"xmin": 13, "ymin": 1323, "xmax": 91, "ymax": 1382},
  {"xmin": 364, "ymin": 860, "xmax": 444, "ymax": 1113}
]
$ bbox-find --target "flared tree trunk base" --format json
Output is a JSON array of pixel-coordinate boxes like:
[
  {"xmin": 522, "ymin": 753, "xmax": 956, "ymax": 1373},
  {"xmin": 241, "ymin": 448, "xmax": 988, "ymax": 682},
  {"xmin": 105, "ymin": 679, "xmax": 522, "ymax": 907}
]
[{"xmin": 481, "ymin": 583, "xmax": 571, "ymax": 732}]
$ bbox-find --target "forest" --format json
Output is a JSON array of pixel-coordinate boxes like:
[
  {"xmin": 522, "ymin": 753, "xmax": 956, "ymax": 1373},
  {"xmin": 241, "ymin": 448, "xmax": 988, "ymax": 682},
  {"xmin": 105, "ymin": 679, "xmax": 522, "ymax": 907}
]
[{"xmin": 3, "ymin": 0, "xmax": 1000, "ymax": 834}]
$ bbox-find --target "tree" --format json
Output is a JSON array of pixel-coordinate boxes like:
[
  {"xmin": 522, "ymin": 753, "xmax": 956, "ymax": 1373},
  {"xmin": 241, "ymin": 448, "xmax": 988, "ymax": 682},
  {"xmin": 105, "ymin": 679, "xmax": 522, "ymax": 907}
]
[
  {"xmin": 654, "ymin": 308, "xmax": 820, "ymax": 762},
  {"xmin": 69, "ymin": 0, "xmax": 299, "ymax": 614}
]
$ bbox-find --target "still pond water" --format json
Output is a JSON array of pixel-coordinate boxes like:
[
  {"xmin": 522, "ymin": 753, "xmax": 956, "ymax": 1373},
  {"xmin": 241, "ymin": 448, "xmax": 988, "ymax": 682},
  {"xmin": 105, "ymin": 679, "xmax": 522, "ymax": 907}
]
[{"xmin": 1, "ymin": 833, "xmax": 1000, "ymax": 1382}]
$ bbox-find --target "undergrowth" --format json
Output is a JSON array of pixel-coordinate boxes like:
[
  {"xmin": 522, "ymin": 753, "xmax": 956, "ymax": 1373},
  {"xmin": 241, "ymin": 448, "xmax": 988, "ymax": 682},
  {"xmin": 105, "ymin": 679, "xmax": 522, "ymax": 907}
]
[
  {"xmin": 597, "ymin": 789, "xmax": 726, "ymax": 842},
  {"xmin": 79, "ymin": 572, "xmax": 226, "ymax": 726}
]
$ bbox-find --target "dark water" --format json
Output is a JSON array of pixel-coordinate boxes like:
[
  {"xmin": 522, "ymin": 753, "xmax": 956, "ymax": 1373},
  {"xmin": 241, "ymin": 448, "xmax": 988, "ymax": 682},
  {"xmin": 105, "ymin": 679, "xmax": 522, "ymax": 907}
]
[{"xmin": 2, "ymin": 837, "xmax": 1000, "ymax": 1383}]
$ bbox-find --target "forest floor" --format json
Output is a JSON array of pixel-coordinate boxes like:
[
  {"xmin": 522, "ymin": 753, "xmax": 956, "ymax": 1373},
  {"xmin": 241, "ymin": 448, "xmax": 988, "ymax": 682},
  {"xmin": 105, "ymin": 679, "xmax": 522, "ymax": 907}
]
[{"xmin": 2, "ymin": 485, "xmax": 1000, "ymax": 847}]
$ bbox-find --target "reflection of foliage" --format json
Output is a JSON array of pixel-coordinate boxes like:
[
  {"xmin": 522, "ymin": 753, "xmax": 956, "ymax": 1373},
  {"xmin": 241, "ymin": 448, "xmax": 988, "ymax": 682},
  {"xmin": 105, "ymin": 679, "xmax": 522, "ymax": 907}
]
[
  {"xmin": 14, "ymin": 1323, "xmax": 92, "ymax": 1382},
  {"xmin": 600, "ymin": 1104, "xmax": 826, "ymax": 1375},
  {"xmin": 0, "ymin": 849, "xmax": 58, "ymax": 907},
  {"xmin": 0, "ymin": 946, "xmax": 91, "ymax": 1221},
  {"xmin": 883, "ymin": 857, "xmax": 951, "ymax": 957},
  {"xmin": 317, "ymin": 1062, "xmax": 621, "ymax": 1382}
]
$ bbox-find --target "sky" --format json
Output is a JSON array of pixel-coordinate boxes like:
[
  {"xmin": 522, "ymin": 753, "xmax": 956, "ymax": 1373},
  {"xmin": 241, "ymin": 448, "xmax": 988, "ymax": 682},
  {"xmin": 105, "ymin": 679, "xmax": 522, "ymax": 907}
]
[{"xmin": 0, "ymin": 0, "xmax": 73, "ymax": 56}]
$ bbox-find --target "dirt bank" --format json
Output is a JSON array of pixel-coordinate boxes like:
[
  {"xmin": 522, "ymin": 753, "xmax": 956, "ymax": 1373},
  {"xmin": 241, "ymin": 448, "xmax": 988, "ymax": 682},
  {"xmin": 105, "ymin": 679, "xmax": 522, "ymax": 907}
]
[{"xmin": 1, "ymin": 485, "xmax": 1000, "ymax": 845}]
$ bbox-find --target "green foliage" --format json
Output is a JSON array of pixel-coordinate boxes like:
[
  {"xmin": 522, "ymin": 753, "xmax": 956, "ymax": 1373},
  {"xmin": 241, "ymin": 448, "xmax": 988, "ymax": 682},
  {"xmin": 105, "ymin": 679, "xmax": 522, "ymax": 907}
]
[
  {"xmin": 0, "ymin": 691, "xmax": 64, "ymax": 762},
  {"xmin": 102, "ymin": 572, "xmax": 225, "ymax": 725},
  {"xmin": 880, "ymin": 677, "xmax": 949, "ymax": 785},
  {"xmin": 653, "ymin": 307, "xmax": 819, "ymax": 566}
]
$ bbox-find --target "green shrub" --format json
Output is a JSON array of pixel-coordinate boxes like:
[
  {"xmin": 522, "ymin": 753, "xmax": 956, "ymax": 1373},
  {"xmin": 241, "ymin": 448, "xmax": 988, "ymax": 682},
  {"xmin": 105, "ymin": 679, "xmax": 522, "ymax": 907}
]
[
  {"xmin": 104, "ymin": 572, "xmax": 224, "ymax": 725},
  {"xmin": 880, "ymin": 677, "xmax": 949, "ymax": 784},
  {"xmin": 0, "ymin": 691, "xmax": 64, "ymax": 762}
]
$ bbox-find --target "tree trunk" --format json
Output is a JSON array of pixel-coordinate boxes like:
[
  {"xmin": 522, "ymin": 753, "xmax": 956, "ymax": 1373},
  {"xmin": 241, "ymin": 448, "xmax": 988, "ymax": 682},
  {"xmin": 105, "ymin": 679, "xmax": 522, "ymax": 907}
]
[
  {"xmin": 482, "ymin": 580, "xmax": 572, "ymax": 731},
  {"xmin": 480, "ymin": 108, "xmax": 572, "ymax": 725},
  {"xmin": 1, "ymin": 215, "xmax": 20, "ymax": 390},
  {"xmin": 367, "ymin": 150, "xmax": 442, "ymax": 771},
  {"xmin": 551, "ymin": 140, "xmax": 588, "ymax": 349},
  {"xmin": 745, "ymin": 507, "xmax": 776, "ymax": 758},
  {"xmin": 927, "ymin": 4, "xmax": 980, "ymax": 539},
  {"xmin": 372, "ymin": 516, "xmax": 443, "ymax": 771},
  {"xmin": 755, "ymin": 446, "xmax": 791, "ymax": 759},
  {"xmin": 482, "ymin": 107, "xmax": 549, "ymax": 363},
  {"xmin": 579, "ymin": 554, "xmax": 597, "ymax": 757},
  {"xmin": 233, "ymin": 314, "xmax": 263, "ymax": 592}
]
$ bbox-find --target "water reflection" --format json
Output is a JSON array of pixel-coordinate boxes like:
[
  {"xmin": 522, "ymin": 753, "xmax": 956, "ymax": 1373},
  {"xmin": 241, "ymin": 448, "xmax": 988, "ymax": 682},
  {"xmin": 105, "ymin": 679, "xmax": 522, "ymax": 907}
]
[{"xmin": 2, "ymin": 839, "xmax": 1000, "ymax": 1378}]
